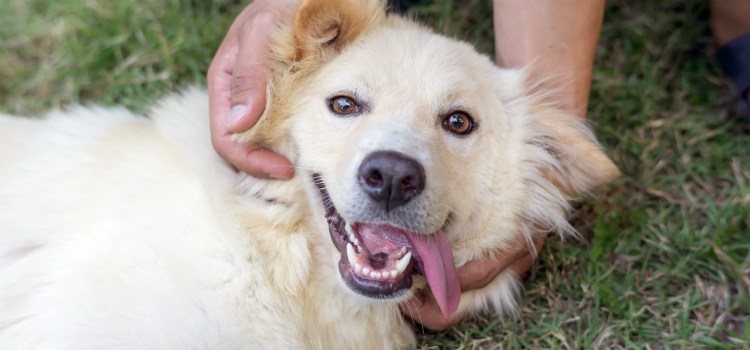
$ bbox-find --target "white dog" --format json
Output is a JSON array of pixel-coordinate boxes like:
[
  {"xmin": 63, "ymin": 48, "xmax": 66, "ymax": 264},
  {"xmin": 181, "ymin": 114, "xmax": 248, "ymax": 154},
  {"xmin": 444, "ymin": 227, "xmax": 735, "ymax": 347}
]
[{"xmin": 0, "ymin": 0, "xmax": 619, "ymax": 349}]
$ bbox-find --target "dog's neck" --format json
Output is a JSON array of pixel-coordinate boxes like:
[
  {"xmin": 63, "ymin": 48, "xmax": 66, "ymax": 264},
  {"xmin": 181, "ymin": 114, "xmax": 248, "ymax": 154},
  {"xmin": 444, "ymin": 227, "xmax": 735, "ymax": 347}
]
[{"xmin": 230, "ymin": 173, "xmax": 416, "ymax": 349}]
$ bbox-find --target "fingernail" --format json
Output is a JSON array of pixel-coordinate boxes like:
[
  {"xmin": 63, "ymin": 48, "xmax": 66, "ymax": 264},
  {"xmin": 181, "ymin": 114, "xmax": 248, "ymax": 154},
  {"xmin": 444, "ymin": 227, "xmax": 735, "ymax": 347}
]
[
  {"xmin": 226, "ymin": 104, "xmax": 249, "ymax": 128},
  {"xmin": 269, "ymin": 172, "xmax": 293, "ymax": 180}
]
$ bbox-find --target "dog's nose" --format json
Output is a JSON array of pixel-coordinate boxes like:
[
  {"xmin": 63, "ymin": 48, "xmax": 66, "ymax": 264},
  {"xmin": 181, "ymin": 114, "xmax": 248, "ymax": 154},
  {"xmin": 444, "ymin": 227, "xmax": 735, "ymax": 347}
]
[{"xmin": 357, "ymin": 151, "xmax": 425, "ymax": 212}]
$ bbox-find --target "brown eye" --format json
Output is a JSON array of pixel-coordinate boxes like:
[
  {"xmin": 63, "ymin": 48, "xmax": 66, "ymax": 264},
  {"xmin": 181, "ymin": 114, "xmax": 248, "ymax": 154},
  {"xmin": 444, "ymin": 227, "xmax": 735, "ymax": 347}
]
[
  {"xmin": 330, "ymin": 96, "xmax": 358, "ymax": 115},
  {"xmin": 442, "ymin": 112, "xmax": 474, "ymax": 135}
]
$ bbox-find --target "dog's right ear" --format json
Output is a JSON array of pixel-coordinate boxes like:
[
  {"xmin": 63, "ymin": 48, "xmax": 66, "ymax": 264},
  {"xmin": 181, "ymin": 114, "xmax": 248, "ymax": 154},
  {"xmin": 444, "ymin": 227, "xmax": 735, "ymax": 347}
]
[
  {"xmin": 280, "ymin": 0, "xmax": 386, "ymax": 70},
  {"xmin": 531, "ymin": 111, "xmax": 620, "ymax": 198}
]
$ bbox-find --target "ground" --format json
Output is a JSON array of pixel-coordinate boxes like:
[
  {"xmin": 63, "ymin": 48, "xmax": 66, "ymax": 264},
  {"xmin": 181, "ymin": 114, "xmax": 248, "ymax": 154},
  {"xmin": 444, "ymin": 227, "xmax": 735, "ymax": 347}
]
[{"xmin": 1, "ymin": 0, "xmax": 748, "ymax": 349}]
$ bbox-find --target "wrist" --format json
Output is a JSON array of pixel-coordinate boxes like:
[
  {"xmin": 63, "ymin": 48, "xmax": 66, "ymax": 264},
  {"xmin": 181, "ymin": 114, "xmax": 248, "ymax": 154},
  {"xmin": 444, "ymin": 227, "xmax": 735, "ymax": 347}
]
[{"xmin": 493, "ymin": 0, "xmax": 605, "ymax": 119}]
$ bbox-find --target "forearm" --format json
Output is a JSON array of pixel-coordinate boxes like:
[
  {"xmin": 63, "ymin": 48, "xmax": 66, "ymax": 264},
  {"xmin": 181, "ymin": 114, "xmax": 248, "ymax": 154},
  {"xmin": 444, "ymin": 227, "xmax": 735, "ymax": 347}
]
[{"xmin": 493, "ymin": 0, "xmax": 605, "ymax": 119}]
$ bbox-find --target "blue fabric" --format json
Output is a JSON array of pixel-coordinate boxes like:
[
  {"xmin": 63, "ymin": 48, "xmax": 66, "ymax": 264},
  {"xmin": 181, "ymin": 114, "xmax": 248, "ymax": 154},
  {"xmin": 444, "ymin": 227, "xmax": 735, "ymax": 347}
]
[{"xmin": 716, "ymin": 34, "xmax": 750, "ymax": 117}]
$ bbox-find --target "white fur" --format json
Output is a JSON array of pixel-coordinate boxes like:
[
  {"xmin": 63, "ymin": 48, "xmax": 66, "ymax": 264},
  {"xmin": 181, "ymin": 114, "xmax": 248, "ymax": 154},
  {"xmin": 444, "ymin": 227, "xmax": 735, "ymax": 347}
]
[{"xmin": 0, "ymin": 3, "xmax": 618, "ymax": 349}]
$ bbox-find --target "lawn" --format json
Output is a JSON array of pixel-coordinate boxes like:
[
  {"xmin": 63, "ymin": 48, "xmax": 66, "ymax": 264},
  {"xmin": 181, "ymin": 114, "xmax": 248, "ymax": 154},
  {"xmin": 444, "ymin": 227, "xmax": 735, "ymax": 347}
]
[{"xmin": 1, "ymin": 0, "xmax": 748, "ymax": 349}]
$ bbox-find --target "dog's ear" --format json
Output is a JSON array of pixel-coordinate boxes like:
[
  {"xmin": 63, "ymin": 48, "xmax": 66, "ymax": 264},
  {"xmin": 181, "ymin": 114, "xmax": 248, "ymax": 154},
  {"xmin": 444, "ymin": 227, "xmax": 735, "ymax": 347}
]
[
  {"xmin": 288, "ymin": 0, "xmax": 385, "ymax": 69},
  {"xmin": 528, "ymin": 107, "xmax": 620, "ymax": 198},
  {"xmin": 234, "ymin": 0, "xmax": 385, "ymax": 150}
]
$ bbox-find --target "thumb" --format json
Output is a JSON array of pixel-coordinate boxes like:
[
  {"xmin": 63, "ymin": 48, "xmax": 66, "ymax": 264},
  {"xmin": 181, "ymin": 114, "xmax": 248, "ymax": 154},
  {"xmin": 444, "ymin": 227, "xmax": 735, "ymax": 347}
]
[{"xmin": 225, "ymin": 11, "xmax": 277, "ymax": 133}]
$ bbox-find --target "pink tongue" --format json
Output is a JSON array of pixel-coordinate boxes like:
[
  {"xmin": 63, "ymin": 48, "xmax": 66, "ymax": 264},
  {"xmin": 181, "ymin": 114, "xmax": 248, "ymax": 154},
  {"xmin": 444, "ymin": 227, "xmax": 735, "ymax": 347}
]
[{"xmin": 404, "ymin": 230, "xmax": 460, "ymax": 318}]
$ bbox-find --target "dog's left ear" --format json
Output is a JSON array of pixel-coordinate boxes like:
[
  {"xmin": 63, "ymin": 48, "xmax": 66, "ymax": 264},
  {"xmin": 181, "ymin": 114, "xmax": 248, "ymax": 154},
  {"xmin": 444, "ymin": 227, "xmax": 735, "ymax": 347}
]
[
  {"xmin": 234, "ymin": 0, "xmax": 385, "ymax": 149},
  {"xmin": 528, "ymin": 108, "xmax": 620, "ymax": 197},
  {"xmin": 288, "ymin": 0, "xmax": 385, "ymax": 69}
]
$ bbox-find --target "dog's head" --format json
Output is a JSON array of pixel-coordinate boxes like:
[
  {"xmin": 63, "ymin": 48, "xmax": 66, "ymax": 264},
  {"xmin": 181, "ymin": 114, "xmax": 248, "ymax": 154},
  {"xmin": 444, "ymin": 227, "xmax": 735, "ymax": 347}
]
[{"xmin": 236, "ymin": 0, "xmax": 619, "ymax": 317}]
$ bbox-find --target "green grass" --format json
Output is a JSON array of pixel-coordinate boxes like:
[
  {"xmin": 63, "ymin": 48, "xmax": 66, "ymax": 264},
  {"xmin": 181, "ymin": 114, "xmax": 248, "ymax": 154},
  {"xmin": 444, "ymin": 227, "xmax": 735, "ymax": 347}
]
[{"xmin": 2, "ymin": 0, "xmax": 748, "ymax": 349}]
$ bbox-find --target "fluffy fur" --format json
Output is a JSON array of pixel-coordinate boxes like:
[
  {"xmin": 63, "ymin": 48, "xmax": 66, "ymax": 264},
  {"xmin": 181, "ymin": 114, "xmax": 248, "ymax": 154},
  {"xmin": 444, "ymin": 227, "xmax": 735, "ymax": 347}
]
[{"xmin": 0, "ymin": 0, "xmax": 619, "ymax": 349}]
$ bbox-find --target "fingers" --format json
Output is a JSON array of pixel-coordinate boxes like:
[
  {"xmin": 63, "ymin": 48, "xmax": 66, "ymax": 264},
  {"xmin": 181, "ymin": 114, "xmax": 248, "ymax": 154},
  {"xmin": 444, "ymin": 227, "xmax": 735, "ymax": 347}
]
[
  {"xmin": 400, "ymin": 292, "xmax": 468, "ymax": 331},
  {"xmin": 456, "ymin": 234, "xmax": 535, "ymax": 291},
  {"xmin": 210, "ymin": 109, "xmax": 294, "ymax": 179},
  {"xmin": 207, "ymin": 19, "xmax": 239, "ymax": 146},
  {"xmin": 207, "ymin": 1, "xmax": 295, "ymax": 179},
  {"xmin": 397, "ymin": 223, "xmax": 551, "ymax": 332},
  {"xmin": 399, "ymin": 232, "xmax": 546, "ymax": 330},
  {"xmin": 508, "ymin": 234, "xmax": 547, "ymax": 275},
  {"xmin": 509, "ymin": 250, "xmax": 536, "ymax": 275},
  {"xmin": 456, "ymin": 231, "xmax": 547, "ymax": 291},
  {"xmin": 227, "ymin": 11, "xmax": 276, "ymax": 133}
]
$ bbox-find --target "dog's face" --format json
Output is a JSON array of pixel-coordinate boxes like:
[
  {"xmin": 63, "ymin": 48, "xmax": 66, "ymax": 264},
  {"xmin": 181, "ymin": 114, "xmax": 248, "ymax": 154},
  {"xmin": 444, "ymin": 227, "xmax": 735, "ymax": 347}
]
[
  {"xmin": 238, "ymin": 0, "xmax": 618, "ymax": 317},
  {"xmin": 291, "ymin": 27, "xmax": 503, "ymax": 314}
]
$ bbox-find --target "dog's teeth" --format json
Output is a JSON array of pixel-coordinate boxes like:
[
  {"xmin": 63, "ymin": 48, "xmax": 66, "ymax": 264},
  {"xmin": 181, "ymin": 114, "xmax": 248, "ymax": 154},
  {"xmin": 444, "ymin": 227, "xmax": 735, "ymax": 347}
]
[
  {"xmin": 348, "ymin": 234, "xmax": 358, "ymax": 245},
  {"xmin": 396, "ymin": 246, "xmax": 406, "ymax": 258},
  {"xmin": 362, "ymin": 267, "xmax": 371, "ymax": 275},
  {"xmin": 355, "ymin": 263, "xmax": 363, "ymax": 274},
  {"xmin": 391, "ymin": 269, "xmax": 399, "ymax": 278},
  {"xmin": 370, "ymin": 271, "xmax": 381, "ymax": 279},
  {"xmin": 382, "ymin": 271, "xmax": 390, "ymax": 279},
  {"xmin": 345, "ymin": 223, "xmax": 361, "ymax": 244},
  {"xmin": 346, "ymin": 243, "xmax": 359, "ymax": 263},
  {"xmin": 396, "ymin": 251, "xmax": 411, "ymax": 274}
]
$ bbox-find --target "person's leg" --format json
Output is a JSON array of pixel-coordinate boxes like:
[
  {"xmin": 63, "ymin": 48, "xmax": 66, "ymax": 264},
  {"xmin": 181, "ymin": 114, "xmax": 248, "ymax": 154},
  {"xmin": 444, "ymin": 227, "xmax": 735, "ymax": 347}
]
[
  {"xmin": 710, "ymin": 0, "xmax": 750, "ymax": 115},
  {"xmin": 493, "ymin": 0, "xmax": 606, "ymax": 119}
]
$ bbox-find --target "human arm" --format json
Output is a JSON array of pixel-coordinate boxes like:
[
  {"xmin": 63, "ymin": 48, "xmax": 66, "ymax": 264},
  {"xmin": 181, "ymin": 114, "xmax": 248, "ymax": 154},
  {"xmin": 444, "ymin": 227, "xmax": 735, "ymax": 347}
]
[{"xmin": 493, "ymin": 0, "xmax": 605, "ymax": 119}]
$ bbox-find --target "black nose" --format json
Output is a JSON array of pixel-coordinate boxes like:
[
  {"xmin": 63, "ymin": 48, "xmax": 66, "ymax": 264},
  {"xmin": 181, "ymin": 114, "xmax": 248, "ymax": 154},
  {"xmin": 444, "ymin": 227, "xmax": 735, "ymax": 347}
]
[{"xmin": 357, "ymin": 151, "xmax": 426, "ymax": 212}]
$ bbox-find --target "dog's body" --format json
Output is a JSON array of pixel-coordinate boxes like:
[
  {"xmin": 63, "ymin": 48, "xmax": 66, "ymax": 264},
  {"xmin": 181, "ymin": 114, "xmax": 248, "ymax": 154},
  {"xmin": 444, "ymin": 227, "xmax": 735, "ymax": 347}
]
[
  {"xmin": 0, "ymin": 92, "xmax": 416, "ymax": 349},
  {"xmin": 0, "ymin": 1, "xmax": 618, "ymax": 349}
]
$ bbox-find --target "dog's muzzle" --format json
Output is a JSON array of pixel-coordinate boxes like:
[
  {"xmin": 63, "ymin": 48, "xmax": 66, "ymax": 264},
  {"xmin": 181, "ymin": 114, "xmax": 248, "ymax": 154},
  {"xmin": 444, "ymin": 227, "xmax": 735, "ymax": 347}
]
[{"xmin": 312, "ymin": 151, "xmax": 461, "ymax": 317}]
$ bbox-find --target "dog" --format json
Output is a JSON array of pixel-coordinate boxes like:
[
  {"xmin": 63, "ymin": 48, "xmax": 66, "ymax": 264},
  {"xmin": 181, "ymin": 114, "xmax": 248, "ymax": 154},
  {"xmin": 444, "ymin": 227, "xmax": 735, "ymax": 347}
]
[{"xmin": 0, "ymin": 0, "xmax": 619, "ymax": 348}]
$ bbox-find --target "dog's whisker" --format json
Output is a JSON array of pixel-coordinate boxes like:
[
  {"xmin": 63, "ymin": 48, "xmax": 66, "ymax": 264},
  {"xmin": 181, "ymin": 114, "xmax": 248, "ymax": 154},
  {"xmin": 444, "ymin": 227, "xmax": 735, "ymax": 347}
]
[{"xmin": 402, "ymin": 293, "xmax": 422, "ymax": 329}]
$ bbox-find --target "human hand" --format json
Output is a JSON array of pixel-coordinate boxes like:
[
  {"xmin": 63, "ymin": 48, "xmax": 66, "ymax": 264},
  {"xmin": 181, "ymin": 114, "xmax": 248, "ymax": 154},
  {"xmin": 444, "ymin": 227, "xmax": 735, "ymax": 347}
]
[
  {"xmin": 400, "ymin": 234, "xmax": 546, "ymax": 331},
  {"xmin": 208, "ymin": 0, "xmax": 296, "ymax": 179}
]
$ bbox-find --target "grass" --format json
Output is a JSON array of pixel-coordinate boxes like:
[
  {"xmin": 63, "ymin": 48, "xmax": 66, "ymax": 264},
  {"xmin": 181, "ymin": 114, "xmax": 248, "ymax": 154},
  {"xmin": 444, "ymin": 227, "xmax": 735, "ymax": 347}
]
[{"xmin": 1, "ymin": 0, "xmax": 749, "ymax": 349}]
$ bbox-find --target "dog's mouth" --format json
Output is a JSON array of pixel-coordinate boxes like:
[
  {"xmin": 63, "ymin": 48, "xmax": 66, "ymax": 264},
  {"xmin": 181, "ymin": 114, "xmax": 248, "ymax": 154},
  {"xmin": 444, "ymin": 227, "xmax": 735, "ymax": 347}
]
[{"xmin": 314, "ymin": 174, "xmax": 460, "ymax": 317}]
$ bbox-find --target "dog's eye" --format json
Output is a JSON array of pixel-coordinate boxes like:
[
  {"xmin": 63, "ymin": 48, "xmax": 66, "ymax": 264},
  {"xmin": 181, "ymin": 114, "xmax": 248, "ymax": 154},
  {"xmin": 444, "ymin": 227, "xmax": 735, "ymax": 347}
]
[
  {"xmin": 442, "ymin": 112, "xmax": 474, "ymax": 135},
  {"xmin": 330, "ymin": 96, "xmax": 358, "ymax": 115}
]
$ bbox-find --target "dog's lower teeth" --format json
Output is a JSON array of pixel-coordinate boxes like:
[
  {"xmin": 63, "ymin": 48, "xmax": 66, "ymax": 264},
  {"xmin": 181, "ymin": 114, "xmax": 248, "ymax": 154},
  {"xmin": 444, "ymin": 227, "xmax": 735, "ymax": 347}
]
[
  {"xmin": 345, "ymin": 229, "xmax": 411, "ymax": 281},
  {"xmin": 351, "ymin": 259, "xmax": 403, "ymax": 280}
]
